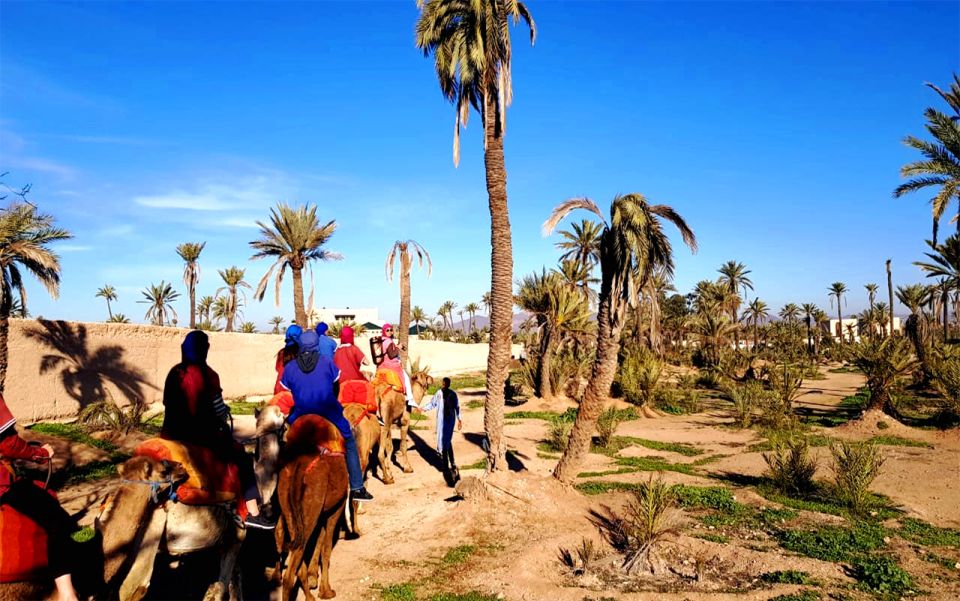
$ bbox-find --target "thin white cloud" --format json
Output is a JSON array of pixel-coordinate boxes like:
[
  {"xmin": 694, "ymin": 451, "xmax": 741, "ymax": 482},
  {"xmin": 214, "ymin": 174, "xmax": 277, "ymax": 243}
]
[
  {"xmin": 5, "ymin": 156, "xmax": 77, "ymax": 179},
  {"xmin": 98, "ymin": 224, "xmax": 136, "ymax": 238},
  {"xmin": 57, "ymin": 244, "xmax": 92, "ymax": 252},
  {"xmin": 133, "ymin": 172, "xmax": 296, "ymax": 213}
]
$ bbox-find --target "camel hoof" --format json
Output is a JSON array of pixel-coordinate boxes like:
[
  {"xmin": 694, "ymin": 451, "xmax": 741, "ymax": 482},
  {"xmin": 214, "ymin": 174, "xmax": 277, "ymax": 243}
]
[
  {"xmin": 321, "ymin": 589, "xmax": 336, "ymax": 599},
  {"xmin": 403, "ymin": 466, "xmax": 414, "ymax": 474},
  {"xmin": 383, "ymin": 476, "xmax": 395, "ymax": 485}
]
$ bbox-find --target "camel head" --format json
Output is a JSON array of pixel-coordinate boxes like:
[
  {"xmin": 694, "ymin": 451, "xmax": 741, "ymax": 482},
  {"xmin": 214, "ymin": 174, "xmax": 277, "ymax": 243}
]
[
  {"xmin": 255, "ymin": 404, "xmax": 286, "ymax": 437},
  {"xmin": 410, "ymin": 372, "xmax": 433, "ymax": 404},
  {"xmin": 117, "ymin": 454, "xmax": 188, "ymax": 484}
]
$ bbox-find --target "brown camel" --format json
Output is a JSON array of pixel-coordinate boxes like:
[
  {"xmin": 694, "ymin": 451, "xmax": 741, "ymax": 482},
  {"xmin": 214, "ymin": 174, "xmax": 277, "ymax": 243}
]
[
  {"xmin": 97, "ymin": 455, "xmax": 248, "ymax": 601},
  {"xmin": 375, "ymin": 371, "xmax": 432, "ymax": 485},
  {"xmin": 341, "ymin": 402, "xmax": 380, "ymax": 535},
  {"xmin": 275, "ymin": 450, "xmax": 348, "ymax": 601}
]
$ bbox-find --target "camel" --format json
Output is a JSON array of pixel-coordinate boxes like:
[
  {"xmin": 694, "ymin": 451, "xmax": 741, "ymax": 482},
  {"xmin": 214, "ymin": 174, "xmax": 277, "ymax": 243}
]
[
  {"xmin": 275, "ymin": 446, "xmax": 349, "ymax": 601},
  {"xmin": 341, "ymin": 402, "xmax": 380, "ymax": 535},
  {"xmin": 375, "ymin": 370, "xmax": 432, "ymax": 484}
]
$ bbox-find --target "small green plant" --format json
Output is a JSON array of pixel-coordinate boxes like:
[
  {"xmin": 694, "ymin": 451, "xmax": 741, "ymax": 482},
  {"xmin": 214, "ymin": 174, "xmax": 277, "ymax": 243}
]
[
  {"xmin": 671, "ymin": 485, "xmax": 740, "ymax": 511},
  {"xmin": 78, "ymin": 391, "xmax": 151, "ymax": 435},
  {"xmin": 694, "ymin": 533, "xmax": 729, "ymax": 543},
  {"xmin": 761, "ymin": 570, "xmax": 816, "ymax": 585},
  {"xmin": 777, "ymin": 522, "xmax": 886, "ymax": 563},
  {"xmin": 768, "ymin": 592, "xmax": 820, "ymax": 601},
  {"xmin": 851, "ymin": 555, "xmax": 913, "ymax": 594},
  {"xmin": 71, "ymin": 526, "xmax": 96, "ymax": 543},
  {"xmin": 595, "ymin": 406, "xmax": 621, "ymax": 448},
  {"xmin": 614, "ymin": 476, "xmax": 679, "ymax": 574},
  {"xmin": 545, "ymin": 419, "xmax": 572, "ymax": 452},
  {"xmin": 898, "ymin": 518, "xmax": 960, "ymax": 548},
  {"xmin": 380, "ymin": 582, "xmax": 417, "ymax": 601},
  {"xmin": 830, "ymin": 441, "xmax": 885, "ymax": 515},
  {"xmin": 725, "ymin": 380, "xmax": 768, "ymax": 428},
  {"xmin": 558, "ymin": 537, "xmax": 599, "ymax": 575},
  {"xmin": 763, "ymin": 437, "xmax": 818, "ymax": 495},
  {"xmin": 441, "ymin": 544, "xmax": 476, "ymax": 566}
]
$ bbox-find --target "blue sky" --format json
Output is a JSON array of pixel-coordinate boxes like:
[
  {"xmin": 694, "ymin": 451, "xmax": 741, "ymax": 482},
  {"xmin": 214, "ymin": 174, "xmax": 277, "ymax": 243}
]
[{"xmin": 1, "ymin": 1, "xmax": 958, "ymax": 328}]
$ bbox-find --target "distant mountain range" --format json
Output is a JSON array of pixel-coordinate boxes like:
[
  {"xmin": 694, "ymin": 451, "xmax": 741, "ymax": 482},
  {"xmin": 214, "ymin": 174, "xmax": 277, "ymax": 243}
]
[{"xmin": 447, "ymin": 312, "xmax": 532, "ymax": 333}]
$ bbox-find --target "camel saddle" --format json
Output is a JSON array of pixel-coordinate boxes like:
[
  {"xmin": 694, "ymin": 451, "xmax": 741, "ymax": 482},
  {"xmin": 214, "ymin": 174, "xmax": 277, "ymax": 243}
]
[
  {"xmin": 373, "ymin": 368, "xmax": 404, "ymax": 394},
  {"xmin": 0, "ymin": 482, "xmax": 54, "ymax": 583},
  {"xmin": 339, "ymin": 380, "xmax": 378, "ymax": 417},
  {"xmin": 284, "ymin": 415, "xmax": 345, "ymax": 457},
  {"xmin": 134, "ymin": 439, "xmax": 241, "ymax": 508},
  {"xmin": 268, "ymin": 390, "xmax": 295, "ymax": 416}
]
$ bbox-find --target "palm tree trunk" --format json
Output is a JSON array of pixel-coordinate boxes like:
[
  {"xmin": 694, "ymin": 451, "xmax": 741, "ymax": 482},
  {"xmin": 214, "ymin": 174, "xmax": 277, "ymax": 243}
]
[
  {"xmin": 107, "ymin": 299, "xmax": 113, "ymax": 320},
  {"xmin": 836, "ymin": 301, "xmax": 843, "ymax": 347},
  {"xmin": 189, "ymin": 283, "xmax": 196, "ymax": 329},
  {"xmin": 226, "ymin": 291, "xmax": 235, "ymax": 333},
  {"xmin": 753, "ymin": 319, "xmax": 759, "ymax": 350},
  {"xmin": 399, "ymin": 254, "xmax": 411, "ymax": 364},
  {"xmin": 482, "ymin": 100, "xmax": 513, "ymax": 473},
  {"xmin": 886, "ymin": 260, "xmax": 894, "ymax": 337},
  {"xmin": 944, "ymin": 290, "xmax": 949, "ymax": 342},
  {"xmin": 292, "ymin": 267, "xmax": 306, "ymax": 326},
  {"xmin": 554, "ymin": 293, "xmax": 622, "ymax": 484},
  {"xmin": 731, "ymin": 307, "xmax": 739, "ymax": 350},
  {"xmin": 538, "ymin": 324, "xmax": 555, "ymax": 400}
]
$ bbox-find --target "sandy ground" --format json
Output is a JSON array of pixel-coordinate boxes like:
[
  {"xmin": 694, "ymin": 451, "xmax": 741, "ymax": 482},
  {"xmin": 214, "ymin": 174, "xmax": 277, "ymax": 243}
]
[{"xmin": 21, "ymin": 368, "xmax": 960, "ymax": 600}]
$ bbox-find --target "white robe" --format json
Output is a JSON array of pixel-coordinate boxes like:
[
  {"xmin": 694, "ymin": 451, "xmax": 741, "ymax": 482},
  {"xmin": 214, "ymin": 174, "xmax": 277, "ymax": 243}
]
[{"xmin": 421, "ymin": 389, "xmax": 460, "ymax": 454}]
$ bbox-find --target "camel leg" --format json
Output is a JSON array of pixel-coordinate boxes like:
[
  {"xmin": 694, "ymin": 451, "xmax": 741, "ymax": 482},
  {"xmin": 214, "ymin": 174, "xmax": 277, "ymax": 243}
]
[
  {"xmin": 379, "ymin": 421, "xmax": 394, "ymax": 485},
  {"xmin": 318, "ymin": 510, "xmax": 341, "ymax": 599},
  {"xmin": 206, "ymin": 524, "xmax": 244, "ymax": 601},
  {"xmin": 351, "ymin": 499, "xmax": 361, "ymax": 537},
  {"xmin": 400, "ymin": 411, "xmax": 414, "ymax": 473},
  {"xmin": 281, "ymin": 546, "xmax": 305, "ymax": 601},
  {"xmin": 119, "ymin": 507, "xmax": 166, "ymax": 601}
]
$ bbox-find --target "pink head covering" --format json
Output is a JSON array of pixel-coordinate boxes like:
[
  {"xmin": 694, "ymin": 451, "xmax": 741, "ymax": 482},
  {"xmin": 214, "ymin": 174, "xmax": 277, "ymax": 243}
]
[
  {"xmin": 340, "ymin": 326, "xmax": 354, "ymax": 345},
  {"xmin": 381, "ymin": 323, "xmax": 393, "ymax": 338}
]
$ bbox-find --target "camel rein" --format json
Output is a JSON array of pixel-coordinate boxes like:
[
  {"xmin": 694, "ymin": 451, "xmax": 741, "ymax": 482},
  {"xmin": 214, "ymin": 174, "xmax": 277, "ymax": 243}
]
[{"xmin": 119, "ymin": 476, "xmax": 180, "ymax": 504}]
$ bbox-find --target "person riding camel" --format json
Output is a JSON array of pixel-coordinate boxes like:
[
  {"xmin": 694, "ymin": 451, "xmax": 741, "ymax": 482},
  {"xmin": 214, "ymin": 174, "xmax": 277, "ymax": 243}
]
[
  {"xmin": 274, "ymin": 324, "xmax": 302, "ymax": 394},
  {"xmin": 161, "ymin": 331, "xmax": 276, "ymax": 530},
  {"xmin": 280, "ymin": 330, "xmax": 374, "ymax": 502},
  {"xmin": 0, "ymin": 394, "xmax": 79, "ymax": 601},
  {"xmin": 378, "ymin": 323, "xmax": 416, "ymax": 409},
  {"xmin": 315, "ymin": 322, "xmax": 337, "ymax": 360},
  {"xmin": 334, "ymin": 326, "xmax": 369, "ymax": 383}
]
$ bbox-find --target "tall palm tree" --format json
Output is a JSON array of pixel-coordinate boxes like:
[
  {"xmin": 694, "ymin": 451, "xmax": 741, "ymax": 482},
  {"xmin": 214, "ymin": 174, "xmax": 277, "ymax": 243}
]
[
  {"xmin": 897, "ymin": 284, "xmax": 930, "ymax": 361},
  {"xmin": 555, "ymin": 219, "xmax": 602, "ymax": 269},
  {"xmin": 555, "ymin": 258, "xmax": 600, "ymax": 306},
  {"xmin": 717, "ymin": 260, "xmax": 753, "ymax": 348},
  {"xmin": 250, "ymin": 203, "xmax": 342, "ymax": 326},
  {"xmin": 915, "ymin": 234, "xmax": 960, "ymax": 340},
  {"xmin": 95, "ymin": 285, "xmax": 118, "ymax": 320},
  {"xmin": 197, "ymin": 295, "xmax": 215, "ymax": 325},
  {"xmin": 464, "ymin": 302, "xmax": 480, "ymax": 332},
  {"xmin": 443, "ymin": 300, "xmax": 457, "ymax": 331},
  {"xmin": 216, "ymin": 266, "xmax": 251, "ymax": 333},
  {"xmin": 543, "ymin": 193, "xmax": 696, "ymax": 483},
  {"xmin": 742, "ymin": 298, "xmax": 769, "ymax": 349},
  {"xmin": 436, "ymin": 305, "xmax": 449, "ymax": 331},
  {"xmin": 269, "ymin": 315, "xmax": 285, "ymax": 334},
  {"xmin": 140, "ymin": 281, "xmax": 180, "ymax": 327},
  {"xmin": 893, "ymin": 74, "xmax": 960, "ymax": 245},
  {"xmin": 0, "ymin": 202, "xmax": 71, "ymax": 392},
  {"xmin": 411, "ymin": 305, "xmax": 427, "ymax": 335},
  {"xmin": 828, "ymin": 282, "xmax": 848, "ymax": 344},
  {"xmin": 175, "ymin": 242, "xmax": 206, "ymax": 329},
  {"xmin": 481, "ymin": 292, "xmax": 492, "ymax": 316},
  {"xmin": 386, "ymin": 240, "xmax": 432, "ymax": 360},
  {"xmin": 211, "ymin": 296, "xmax": 230, "ymax": 328},
  {"xmin": 416, "ymin": 0, "xmax": 536, "ymax": 472},
  {"xmin": 801, "ymin": 303, "xmax": 819, "ymax": 353},
  {"xmin": 886, "ymin": 259, "xmax": 895, "ymax": 337},
  {"xmin": 865, "ymin": 283, "xmax": 879, "ymax": 313},
  {"xmin": 779, "ymin": 303, "xmax": 801, "ymax": 323}
]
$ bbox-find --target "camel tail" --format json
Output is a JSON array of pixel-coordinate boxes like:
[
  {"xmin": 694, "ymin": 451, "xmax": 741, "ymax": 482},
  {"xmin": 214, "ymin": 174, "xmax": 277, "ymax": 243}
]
[
  {"xmin": 343, "ymin": 485, "xmax": 353, "ymax": 534},
  {"xmin": 284, "ymin": 457, "xmax": 311, "ymax": 550}
]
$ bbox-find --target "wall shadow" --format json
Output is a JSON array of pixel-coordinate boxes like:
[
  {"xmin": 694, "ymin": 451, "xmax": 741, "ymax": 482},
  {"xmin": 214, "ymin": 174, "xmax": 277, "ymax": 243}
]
[{"xmin": 25, "ymin": 320, "xmax": 156, "ymax": 411}]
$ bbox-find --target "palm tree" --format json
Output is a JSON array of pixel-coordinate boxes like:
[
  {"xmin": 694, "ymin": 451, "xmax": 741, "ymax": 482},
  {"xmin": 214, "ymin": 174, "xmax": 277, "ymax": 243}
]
[
  {"xmin": 915, "ymin": 234, "xmax": 960, "ymax": 340},
  {"xmin": 828, "ymin": 282, "xmax": 848, "ymax": 344},
  {"xmin": 555, "ymin": 258, "xmax": 600, "ymax": 306},
  {"xmin": 386, "ymin": 240, "xmax": 432, "ymax": 360},
  {"xmin": 893, "ymin": 74, "xmax": 960, "ymax": 245},
  {"xmin": 0, "ymin": 202, "xmax": 72, "ymax": 391},
  {"xmin": 897, "ymin": 284, "xmax": 930, "ymax": 361},
  {"xmin": 742, "ymin": 298, "xmax": 769, "ymax": 349},
  {"xmin": 240, "ymin": 322, "xmax": 257, "ymax": 334},
  {"xmin": 416, "ymin": 0, "xmax": 536, "ymax": 473},
  {"xmin": 555, "ymin": 219, "xmax": 602, "ymax": 269},
  {"xmin": 865, "ymin": 283, "xmax": 879, "ymax": 313},
  {"xmin": 481, "ymin": 292, "xmax": 492, "ymax": 316},
  {"xmin": 543, "ymin": 193, "xmax": 697, "ymax": 483},
  {"xmin": 717, "ymin": 260, "xmax": 753, "ymax": 348},
  {"xmin": 140, "ymin": 281, "xmax": 180, "ymax": 327},
  {"xmin": 197, "ymin": 295, "xmax": 215, "ymax": 325},
  {"xmin": 464, "ymin": 302, "xmax": 480, "ymax": 332},
  {"xmin": 107, "ymin": 313, "xmax": 131, "ymax": 324},
  {"xmin": 216, "ymin": 266, "xmax": 251, "ymax": 333},
  {"xmin": 779, "ymin": 303, "xmax": 801, "ymax": 323},
  {"xmin": 95, "ymin": 285, "xmax": 118, "ymax": 320},
  {"xmin": 411, "ymin": 306, "xmax": 427, "ymax": 335},
  {"xmin": 175, "ymin": 242, "xmax": 205, "ymax": 329},
  {"xmin": 211, "ymin": 296, "xmax": 230, "ymax": 328},
  {"xmin": 801, "ymin": 303, "xmax": 818, "ymax": 353},
  {"xmin": 443, "ymin": 300, "xmax": 457, "ymax": 331},
  {"xmin": 436, "ymin": 305, "xmax": 449, "ymax": 331},
  {"xmin": 269, "ymin": 316, "xmax": 285, "ymax": 334},
  {"xmin": 250, "ymin": 203, "xmax": 342, "ymax": 326},
  {"xmin": 886, "ymin": 259, "xmax": 895, "ymax": 337}
]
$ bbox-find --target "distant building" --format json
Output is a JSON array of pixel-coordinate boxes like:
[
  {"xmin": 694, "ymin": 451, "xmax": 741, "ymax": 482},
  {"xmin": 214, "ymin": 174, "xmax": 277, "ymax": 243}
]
[
  {"xmin": 825, "ymin": 316, "xmax": 901, "ymax": 343},
  {"xmin": 312, "ymin": 307, "xmax": 380, "ymax": 326}
]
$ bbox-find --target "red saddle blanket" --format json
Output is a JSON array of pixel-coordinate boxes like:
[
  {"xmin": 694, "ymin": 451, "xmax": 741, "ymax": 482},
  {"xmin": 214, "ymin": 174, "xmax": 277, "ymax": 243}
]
[
  {"xmin": 285, "ymin": 415, "xmax": 345, "ymax": 456},
  {"xmin": 268, "ymin": 390, "xmax": 295, "ymax": 416},
  {"xmin": 339, "ymin": 380, "xmax": 378, "ymax": 414},
  {"xmin": 373, "ymin": 368, "xmax": 404, "ymax": 394},
  {"xmin": 134, "ymin": 439, "xmax": 241, "ymax": 508},
  {"xmin": 0, "ymin": 482, "xmax": 54, "ymax": 583}
]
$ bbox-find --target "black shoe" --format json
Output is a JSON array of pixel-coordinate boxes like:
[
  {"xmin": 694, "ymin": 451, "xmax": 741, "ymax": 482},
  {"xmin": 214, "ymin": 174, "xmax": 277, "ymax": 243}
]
[
  {"xmin": 351, "ymin": 487, "xmax": 374, "ymax": 502},
  {"xmin": 244, "ymin": 513, "xmax": 277, "ymax": 530}
]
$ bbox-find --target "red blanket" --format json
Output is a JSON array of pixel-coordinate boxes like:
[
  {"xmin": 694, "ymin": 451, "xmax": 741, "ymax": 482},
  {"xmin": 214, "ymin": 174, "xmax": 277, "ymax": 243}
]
[
  {"xmin": 339, "ymin": 380, "xmax": 377, "ymax": 414},
  {"xmin": 134, "ymin": 439, "xmax": 242, "ymax": 513},
  {"xmin": 0, "ymin": 482, "xmax": 53, "ymax": 583},
  {"xmin": 285, "ymin": 415, "xmax": 345, "ymax": 456}
]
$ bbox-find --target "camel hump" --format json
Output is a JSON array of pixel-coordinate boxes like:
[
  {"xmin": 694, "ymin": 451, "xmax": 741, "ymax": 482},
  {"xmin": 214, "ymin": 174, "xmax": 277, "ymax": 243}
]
[
  {"xmin": 285, "ymin": 416, "xmax": 346, "ymax": 456},
  {"xmin": 134, "ymin": 439, "xmax": 240, "ymax": 506}
]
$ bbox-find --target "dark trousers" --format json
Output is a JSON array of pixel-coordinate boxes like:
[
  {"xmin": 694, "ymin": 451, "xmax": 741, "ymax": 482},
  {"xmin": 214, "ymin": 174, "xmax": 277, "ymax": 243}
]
[
  {"xmin": 441, "ymin": 439, "xmax": 458, "ymax": 484},
  {"xmin": 0, "ymin": 479, "xmax": 75, "ymax": 577}
]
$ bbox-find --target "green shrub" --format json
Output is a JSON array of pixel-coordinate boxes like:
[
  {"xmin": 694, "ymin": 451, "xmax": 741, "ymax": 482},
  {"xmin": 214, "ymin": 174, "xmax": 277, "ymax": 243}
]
[
  {"xmin": 545, "ymin": 419, "xmax": 572, "ymax": 452},
  {"xmin": 927, "ymin": 344, "xmax": 960, "ymax": 418},
  {"xmin": 725, "ymin": 380, "xmax": 769, "ymax": 428},
  {"xmin": 777, "ymin": 523, "xmax": 886, "ymax": 563},
  {"xmin": 616, "ymin": 476, "xmax": 679, "ymax": 574},
  {"xmin": 761, "ymin": 570, "xmax": 816, "ymax": 585},
  {"xmin": 898, "ymin": 518, "xmax": 960, "ymax": 548},
  {"xmin": 671, "ymin": 485, "xmax": 740, "ymax": 511},
  {"xmin": 830, "ymin": 441, "xmax": 884, "ymax": 515},
  {"xmin": 595, "ymin": 406, "xmax": 621, "ymax": 448},
  {"xmin": 768, "ymin": 592, "xmax": 820, "ymax": 601},
  {"xmin": 617, "ymin": 347, "xmax": 662, "ymax": 406},
  {"xmin": 694, "ymin": 369, "xmax": 722, "ymax": 390},
  {"xmin": 380, "ymin": 583, "xmax": 417, "ymax": 601},
  {"xmin": 851, "ymin": 555, "xmax": 913, "ymax": 594},
  {"xmin": 441, "ymin": 544, "xmax": 476, "ymax": 566},
  {"xmin": 763, "ymin": 437, "xmax": 818, "ymax": 495}
]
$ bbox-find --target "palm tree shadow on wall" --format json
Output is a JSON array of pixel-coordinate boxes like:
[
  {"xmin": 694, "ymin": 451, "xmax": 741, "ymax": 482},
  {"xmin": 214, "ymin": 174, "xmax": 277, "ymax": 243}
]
[{"xmin": 25, "ymin": 320, "xmax": 155, "ymax": 410}]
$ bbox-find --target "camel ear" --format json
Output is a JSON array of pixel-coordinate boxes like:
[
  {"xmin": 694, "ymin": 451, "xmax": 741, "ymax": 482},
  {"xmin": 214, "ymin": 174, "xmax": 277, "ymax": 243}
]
[
  {"xmin": 254, "ymin": 407, "xmax": 261, "ymax": 419},
  {"xmin": 118, "ymin": 456, "xmax": 149, "ymax": 480}
]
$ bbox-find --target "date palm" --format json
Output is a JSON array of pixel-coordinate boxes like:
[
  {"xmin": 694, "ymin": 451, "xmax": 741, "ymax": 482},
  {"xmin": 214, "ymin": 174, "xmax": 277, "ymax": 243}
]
[
  {"xmin": 543, "ymin": 193, "xmax": 696, "ymax": 483},
  {"xmin": 801, "ymin": 303, "xmax": 818, "ymax": 353},
  {"xmin": 240, "ymin": 322, "xmax": 257, "ymax": 334},
  {"xmin": 411, "ymin": 305, "xmax": 427, "ymax": 335},
  {"xmin": 481, "ymin": 292, "xmax": 492, "ymax": 316},
  {"xmin": 742, "ymin": 298, "xmax": 769, "ymax": 349},
  {"xmin": 197, "ymin": 295, "xmax": 215, "ymax": 324},
  {"xmin": 140, "ymin": 281, "xmax": 180, "ymax": 327},
  {"xmin": 216, "ymin": 266, "xmax": 251, "ymax": 333},
  {"xmin": 0, "ymin": 202, "xmax": 72, "ymax": 392},
  {"xmin": 96, "ymin": 285, "xmax": 118, "ymax": 320},
  {"xmin": 107, "ymin": 313, "xmax": 131, "ymax": 324},
  {"xmin": 828, "ymin": 282, "xmax": 848, "ymax": 344},
  {"xmin": 176, "ymin": 242, "xmax": 205, "ymax": 329},
  {"xmin": 555, "ymin": 258, "xmax": 600, "ymax": 306},
  {"xmin": 464, "ymin": 302, "xmax": 480, "ymax": 332},
  {"xmin": 250, "ymin": 203, "xmax": 342, "ymax": 327},
  {"xmin": 779, "ymin": 303, "xmax": 801, "ymax": 324},
  {"xmin": 436, "ymin": 305, "xmax": 449, "ymax": 331},
  {"xmin": 556, "ymin": 219, "xmax": 602, "ymax": 269},
  {"xmin": 269, "ymin": 316, "xmax": 285, "ymax": 335},
  {"xmin": 386, "ymin": 240, "xmax": 432, "ymax": 360},
  {"xmin": 416, "ymin": 0, "xmax": 536, "ymax": 472},
  {"xmin": 915, "ymin": 234, "xmax": 960, "ymax": 340},
  {"xmin": 718, "ymin": 260, "xmax": 753, "ymax": 348},
  {"xmin": 893, "ymin": 74, "xmax": 960, "ymax": 245},
  {"xmin": 865, "ymin": 283, "xmax": 879, "ymax": 314},
  {"xmin": 897, "ymin": 284, "xmax": 931, "ymax": 362}
]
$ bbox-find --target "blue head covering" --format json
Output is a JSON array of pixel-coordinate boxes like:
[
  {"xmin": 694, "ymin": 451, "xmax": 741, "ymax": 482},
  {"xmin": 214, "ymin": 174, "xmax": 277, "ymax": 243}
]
[
  {"xmin": 316, "ymin": 322, "xmax": 329, "ymax": 335},
  {"xmin": 182, "ymin": 330, "xmax": 209, "ymax": 365},
  {"xmin": 299, "ymin": 330, "xmax": 320, "ymax": 353},
  {"xmin": 285, "ymin": 324, "xmax": 303, "ymax": 348}
]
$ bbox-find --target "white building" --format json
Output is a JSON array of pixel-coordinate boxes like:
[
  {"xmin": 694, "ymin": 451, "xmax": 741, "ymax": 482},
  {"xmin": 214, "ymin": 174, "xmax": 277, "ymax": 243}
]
[
  {"xmin": 826, "ymin": 316, "xmax": 901, "ymax": 343},
  {"xmin": 311, "ymin": 307, "xmax": 381, "ymax": 328}
]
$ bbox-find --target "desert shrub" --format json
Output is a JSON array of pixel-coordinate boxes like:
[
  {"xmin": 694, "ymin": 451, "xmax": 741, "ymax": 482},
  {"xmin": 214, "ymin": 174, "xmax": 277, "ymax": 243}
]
[
  {"xmin": 558, "ymin": 537, "xmax": 599, "ymax": 575},
  {"xmin": 725, "ymin": 380, "xmax": 769, "ymax": 428},
  {"xmin": 617, "ymin": 347, "xmax": 662, "ymax": 406},
  {"xmin": 851, "ymin": 555, "xmax": 913, "ymax": 594},
  {"xmin": 763, "ymin": 437, "xmax": 818, "ymax": 495},
  {"xmin": 694, "ymin": 369, "xmax": 723, "ymax": 390},
  {"xmin": 78, "ymin": 391, "xmax": 150, "ymax": 435},
  {"xmin": 761, "ymin": 570, "xmax": 816, "ymax": 585},
  {"xmin": 769, "ymin": 363, "xmax": 805, "ymax": 407},
  {"xmin": 595, "ymin": 406, "xmax": 621, "ymax": 448},
  {"xmin": 852, "ymin": 337, "xmax": 919, "ymax": 414},
  {"xmin": 676, "ymin": 373, "xmax": 698, "ymax": 391},
  {"xmin": 545, "ymin": 419, "xmax": 573, "ymax": 452},
  {"xmin": 598, "ymin": 476, "xmax": 679, "ymax": 574},
  {"xmin": 926, "ymin": 344, "xmax": 960, "ymax": 418},
  {"xmin": 830, "ymin": 441, "xmax": 885, "ymax": 515},
  {"xmin": 550, "ymin": 345, "xmax": 593, "ymax": 399}
]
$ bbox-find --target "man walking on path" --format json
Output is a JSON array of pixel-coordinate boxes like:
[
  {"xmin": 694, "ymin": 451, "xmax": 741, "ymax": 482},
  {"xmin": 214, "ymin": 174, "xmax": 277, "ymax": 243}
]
[{"xmin": 421, "ymin": 377, "xmax": 462, "ymax": 486}]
